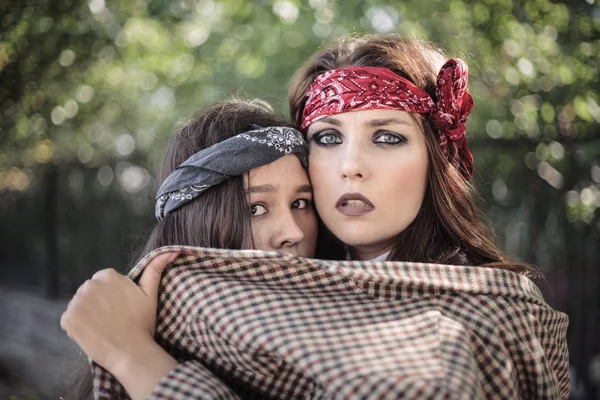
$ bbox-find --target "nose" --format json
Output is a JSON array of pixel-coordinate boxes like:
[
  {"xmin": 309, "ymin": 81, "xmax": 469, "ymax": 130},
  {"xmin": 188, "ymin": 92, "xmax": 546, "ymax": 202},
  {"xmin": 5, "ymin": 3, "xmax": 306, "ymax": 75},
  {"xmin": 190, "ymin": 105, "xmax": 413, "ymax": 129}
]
[
  {"xmin": 271, "ymin": 210, "xmax": 305, "ymax": 251},
  {"xmin": 340, "ymin": 137, "xmax": 368, "ymax": 180}
]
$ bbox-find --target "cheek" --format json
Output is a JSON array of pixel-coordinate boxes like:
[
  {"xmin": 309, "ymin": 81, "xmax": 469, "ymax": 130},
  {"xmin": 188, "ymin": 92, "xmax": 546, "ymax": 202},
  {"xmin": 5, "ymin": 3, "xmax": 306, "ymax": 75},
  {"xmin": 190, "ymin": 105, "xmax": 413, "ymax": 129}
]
[
  {"xmin": 308, "ymin": 157, "xmax": 334, "ymax": 200},
  {"xmin": 308, "ymin": 150, "xmax": 335, "ymax": 181},
  {"xmin": 308, "ymin": 179, "xmax": 333, "ymax": 217},
  {"xmin": 393, "ymin": 161, "xmax": 426, "ymax": 184},
  {"xmin": 299, "ymin": 212, "xmax": 318, "ymax": 254},
  {"xmin": 303, "ymin": 211, "xmax": 318, "ymax": 236},
  {"xmin": 308, "ymin": 159, "xmax": 323, "ymax": 182},
  {"xmin": 250, "ymin": 221, "xmax": 268, "ymax": 249},
  {"xmin": 386, "ymin": 156, "xmax": 429, "ymax": 200}
]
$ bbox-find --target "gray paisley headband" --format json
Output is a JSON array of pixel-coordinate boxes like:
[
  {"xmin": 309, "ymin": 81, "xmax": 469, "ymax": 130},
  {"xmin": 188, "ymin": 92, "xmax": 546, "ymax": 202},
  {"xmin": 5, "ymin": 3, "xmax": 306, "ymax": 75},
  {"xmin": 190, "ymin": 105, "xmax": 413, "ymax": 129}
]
[{"xmin": 155, "ymin": 125, "xmax": 308, "ymax": 220}]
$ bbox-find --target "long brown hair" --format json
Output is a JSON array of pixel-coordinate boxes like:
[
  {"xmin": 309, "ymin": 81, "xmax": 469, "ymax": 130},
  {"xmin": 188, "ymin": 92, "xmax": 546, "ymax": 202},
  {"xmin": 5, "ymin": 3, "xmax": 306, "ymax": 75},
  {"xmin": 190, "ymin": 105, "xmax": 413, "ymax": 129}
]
[
  {"xmin": 289, "ymin": 34, "xmax": 533, "ymax": 273},
  {"xmin": 140, "ymin": 99, "xmax": 292, "ymax": 255},
  {"xmin": 67, "ymin": 99, "xmax": 293, "ymax": 399}
]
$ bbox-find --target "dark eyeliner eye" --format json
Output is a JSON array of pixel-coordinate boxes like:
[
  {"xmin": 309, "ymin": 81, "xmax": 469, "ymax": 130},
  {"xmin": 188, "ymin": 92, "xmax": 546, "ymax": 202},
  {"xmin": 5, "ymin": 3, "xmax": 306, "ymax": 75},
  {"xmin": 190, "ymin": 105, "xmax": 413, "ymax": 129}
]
[
  {"xmin": 373, "ymin": 132, "xmax": 406, "ymax": 145},
  {"xmin": 312, "ymin": 130, "xmax": 342, "ymax": 146}
]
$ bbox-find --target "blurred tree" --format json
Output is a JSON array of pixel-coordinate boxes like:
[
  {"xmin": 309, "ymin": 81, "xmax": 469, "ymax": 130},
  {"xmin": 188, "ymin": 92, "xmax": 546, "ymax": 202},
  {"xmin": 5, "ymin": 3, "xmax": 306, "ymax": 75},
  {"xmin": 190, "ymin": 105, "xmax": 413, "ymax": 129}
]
[{"xmin": 1, "ymin": 0, "xmax": 599, "ymax": 394}]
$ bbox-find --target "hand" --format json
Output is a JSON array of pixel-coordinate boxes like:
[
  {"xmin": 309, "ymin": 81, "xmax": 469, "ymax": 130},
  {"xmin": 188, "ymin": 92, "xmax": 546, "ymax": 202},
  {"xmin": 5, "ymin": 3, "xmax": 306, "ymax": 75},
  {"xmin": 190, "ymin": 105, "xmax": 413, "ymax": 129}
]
[{"xmin": 60, "ymin": 252, "xmax": 179, "ymax": 372}]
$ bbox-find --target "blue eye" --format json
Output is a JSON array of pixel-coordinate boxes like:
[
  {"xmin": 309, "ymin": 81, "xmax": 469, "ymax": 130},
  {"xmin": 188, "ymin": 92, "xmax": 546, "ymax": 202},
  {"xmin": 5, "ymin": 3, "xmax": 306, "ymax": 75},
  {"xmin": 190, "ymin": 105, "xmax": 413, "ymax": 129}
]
[
  {"xmin": 251, "ymin": 204, "xmax": 268, "ymax": 216},
  {"xmin": 373, "ymin": 132, "xmax": 406, "ymax": 145},
  {"xmin": 312, "ymin": 131, "xmax": 342, "ymax": 146}
]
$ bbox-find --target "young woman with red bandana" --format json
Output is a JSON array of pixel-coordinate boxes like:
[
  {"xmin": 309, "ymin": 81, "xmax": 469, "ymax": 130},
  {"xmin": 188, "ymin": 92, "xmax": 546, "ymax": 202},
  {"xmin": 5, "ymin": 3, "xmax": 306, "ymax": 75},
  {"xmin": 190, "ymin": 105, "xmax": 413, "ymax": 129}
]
[
  {"xmin": 286, "ymin": 34, "xmax": 569, "ymax": 397},
  {"xmin": 290, "ymin": 36, "xmax": 513, "ymax": 266},
  {"xmin": 62, "ymin": 35, "xmax": 570, "ymax": 400}
]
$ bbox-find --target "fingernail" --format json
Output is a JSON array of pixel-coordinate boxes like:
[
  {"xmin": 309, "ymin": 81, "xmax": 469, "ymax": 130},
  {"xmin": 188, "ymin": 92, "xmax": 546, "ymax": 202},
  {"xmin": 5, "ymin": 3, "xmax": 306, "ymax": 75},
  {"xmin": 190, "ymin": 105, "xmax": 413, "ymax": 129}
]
[{"xmin": 168, "ymin": 253, "xmax": 179, "ymax": 262}]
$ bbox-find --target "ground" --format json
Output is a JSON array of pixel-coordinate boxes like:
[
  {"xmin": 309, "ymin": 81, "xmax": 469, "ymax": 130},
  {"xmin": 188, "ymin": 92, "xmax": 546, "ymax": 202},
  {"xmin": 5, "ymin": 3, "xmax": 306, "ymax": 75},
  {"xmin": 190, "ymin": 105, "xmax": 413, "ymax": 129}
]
[{"xmin": 0, "ymin": 286, "xmax": 81, "ymax": 399}]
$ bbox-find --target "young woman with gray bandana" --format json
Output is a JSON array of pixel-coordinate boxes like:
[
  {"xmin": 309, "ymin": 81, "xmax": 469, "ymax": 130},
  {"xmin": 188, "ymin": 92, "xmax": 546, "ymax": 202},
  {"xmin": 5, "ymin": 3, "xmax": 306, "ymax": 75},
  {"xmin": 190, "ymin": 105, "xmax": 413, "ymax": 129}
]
[{"xmin": 61, "ymin": 98, "xmax": 318, "ymax": 399}]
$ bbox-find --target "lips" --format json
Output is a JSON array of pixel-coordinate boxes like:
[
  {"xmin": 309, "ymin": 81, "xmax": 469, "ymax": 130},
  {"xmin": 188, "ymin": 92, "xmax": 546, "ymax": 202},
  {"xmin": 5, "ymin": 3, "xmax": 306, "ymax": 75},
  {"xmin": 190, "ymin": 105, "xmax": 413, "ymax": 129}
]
[{"xmin": 335, "ymin": 192, "xmax": 374, "ymax": 216}]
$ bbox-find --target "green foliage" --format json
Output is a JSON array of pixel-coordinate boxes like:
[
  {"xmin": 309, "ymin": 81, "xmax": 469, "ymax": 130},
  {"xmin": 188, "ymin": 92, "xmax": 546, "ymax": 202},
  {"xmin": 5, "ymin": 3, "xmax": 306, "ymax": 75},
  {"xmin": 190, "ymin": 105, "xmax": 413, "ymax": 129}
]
[
  {"xmin": 1, "ymin": 0, "xmax": 599, "ymax": 256},
  {"xmin": 1, "ymin": 0, "xmax": 599, "ymax": 265}
]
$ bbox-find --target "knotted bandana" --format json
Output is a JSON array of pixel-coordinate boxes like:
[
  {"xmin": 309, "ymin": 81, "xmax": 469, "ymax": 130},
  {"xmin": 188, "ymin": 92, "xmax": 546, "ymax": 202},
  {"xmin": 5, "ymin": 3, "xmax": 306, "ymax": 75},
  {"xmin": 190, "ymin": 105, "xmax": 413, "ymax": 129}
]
[
  {"xmin": 301, "ymin": 59, "xmax": 474, "ymax": 179},
  {"xmin": 155, "ymin": 125, "xmax": 308, "ymax": 220}
]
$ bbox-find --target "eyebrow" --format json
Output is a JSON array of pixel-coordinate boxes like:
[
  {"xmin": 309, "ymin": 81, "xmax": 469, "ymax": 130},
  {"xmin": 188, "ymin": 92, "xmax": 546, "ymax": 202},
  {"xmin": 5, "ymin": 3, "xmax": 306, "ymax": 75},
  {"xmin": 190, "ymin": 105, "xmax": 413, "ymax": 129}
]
[
  {"xmin": 247, "ymin": 184, "xmax": 313, "ymax": 194},
  {"xmin": 315, "ymin": 116, "xmax": 342, "ymax": 126},
  {"xmin": 295, "ymin": 184, "xmax": 312, "ymax": 194},
  {"xmin": 366, "ymin": 118, "xmax": 412, "ymax": 128},
  {"xmin": 314, "ymin": 116, "xmax": 412, "ymax": 128},
  {"xmin": 247, "ymin": 184, "xmax": 276, "ymax": 194}
]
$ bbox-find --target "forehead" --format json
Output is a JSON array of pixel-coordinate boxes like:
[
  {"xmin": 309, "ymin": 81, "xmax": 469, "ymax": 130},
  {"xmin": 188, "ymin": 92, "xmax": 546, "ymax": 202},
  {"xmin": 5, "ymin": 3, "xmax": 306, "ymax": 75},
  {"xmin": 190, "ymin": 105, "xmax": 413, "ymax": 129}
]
[
  {"xmin": 311, "ymin": 109, "xmax": 421, "ymax": 128},
  {"xmin": 246, "ymin": 155, "xmax": 309, "ymax": 186}
]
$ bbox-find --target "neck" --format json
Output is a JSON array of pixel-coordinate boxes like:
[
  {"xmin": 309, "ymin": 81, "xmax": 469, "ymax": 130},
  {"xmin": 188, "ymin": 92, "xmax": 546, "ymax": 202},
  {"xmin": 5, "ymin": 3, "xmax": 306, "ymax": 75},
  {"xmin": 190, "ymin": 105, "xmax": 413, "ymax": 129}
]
[{"xmin": 352, "ymin": 244, "xmax": 393, "ymax": 261}]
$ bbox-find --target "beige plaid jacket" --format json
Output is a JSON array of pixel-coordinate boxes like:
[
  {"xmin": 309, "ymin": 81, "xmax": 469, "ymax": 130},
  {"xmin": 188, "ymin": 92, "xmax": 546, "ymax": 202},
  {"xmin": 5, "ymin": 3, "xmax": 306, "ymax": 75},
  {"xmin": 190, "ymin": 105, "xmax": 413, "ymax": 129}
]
[{"xmin": 93, "ymin": 246, "xmax": 570, "ymax": 399}]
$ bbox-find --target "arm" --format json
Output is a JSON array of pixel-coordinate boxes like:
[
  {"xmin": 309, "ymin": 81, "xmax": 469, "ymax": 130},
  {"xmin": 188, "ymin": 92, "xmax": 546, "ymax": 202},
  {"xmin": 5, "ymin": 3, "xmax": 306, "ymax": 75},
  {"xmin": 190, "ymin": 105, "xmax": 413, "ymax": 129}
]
[
  {"xmin": 61, "ymin": 252, "xmax": 180, "ymax": 400},
  {"xmin": 110, "ymin": 337, "xmax": 179, "ymax": 400},
  {"xmin": 145, "ymin": 360, "xmax": 242, "ymax": 400}
]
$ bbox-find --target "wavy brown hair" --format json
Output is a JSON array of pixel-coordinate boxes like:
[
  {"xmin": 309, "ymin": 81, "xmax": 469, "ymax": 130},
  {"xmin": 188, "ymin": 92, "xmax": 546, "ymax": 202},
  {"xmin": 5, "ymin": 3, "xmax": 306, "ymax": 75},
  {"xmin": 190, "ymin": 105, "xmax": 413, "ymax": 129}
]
[
  {"xmin": 66, "ymin": 99, "xmax": 293, "ymax": 399},
  {"xmin": 289, "ymin": 34, "xmax": 533, "ymax": 273}
]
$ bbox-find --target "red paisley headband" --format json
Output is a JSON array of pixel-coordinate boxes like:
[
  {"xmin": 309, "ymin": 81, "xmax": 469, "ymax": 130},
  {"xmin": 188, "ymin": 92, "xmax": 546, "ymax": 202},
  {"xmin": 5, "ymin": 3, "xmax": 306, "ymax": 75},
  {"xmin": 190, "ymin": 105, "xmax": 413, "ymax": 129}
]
[{"xmin": 301, "ymin": 59, "xmax": 475, "ymax": 179}]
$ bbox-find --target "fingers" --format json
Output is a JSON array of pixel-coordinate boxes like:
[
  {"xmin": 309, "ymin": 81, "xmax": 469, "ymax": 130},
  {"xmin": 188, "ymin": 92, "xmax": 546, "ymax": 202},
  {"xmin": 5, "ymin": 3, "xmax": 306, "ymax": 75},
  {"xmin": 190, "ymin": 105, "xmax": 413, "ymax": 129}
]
[
  {"xmin": 62, "ymin": 269, "xmax": 121, "ymax": 335},
  {"xmin": 61, "ymin": 293, "xmax": 83, "ymax": 338},
  {"xmin": 60, "ymin": 309, "xmax": 69, "ymax": 334},
  {"xmin": 91, "ymin": 268, "xmax": 119, "ymax": 281},
  {"xmin": 138, "ymin": 252, "xmax": 179, "ymax": 300},
  {"xmin": 61, "ymin": 254, "xmax": 179, "ymax": 341}
]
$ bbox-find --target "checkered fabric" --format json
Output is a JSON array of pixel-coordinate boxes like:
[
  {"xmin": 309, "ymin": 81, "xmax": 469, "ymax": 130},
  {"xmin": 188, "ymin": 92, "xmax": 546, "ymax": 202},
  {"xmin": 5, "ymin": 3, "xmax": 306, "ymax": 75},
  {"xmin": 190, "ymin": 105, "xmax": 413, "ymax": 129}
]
[{"xmin": 93, "ymin": 246, "xmax": 570, "ymax": 399}]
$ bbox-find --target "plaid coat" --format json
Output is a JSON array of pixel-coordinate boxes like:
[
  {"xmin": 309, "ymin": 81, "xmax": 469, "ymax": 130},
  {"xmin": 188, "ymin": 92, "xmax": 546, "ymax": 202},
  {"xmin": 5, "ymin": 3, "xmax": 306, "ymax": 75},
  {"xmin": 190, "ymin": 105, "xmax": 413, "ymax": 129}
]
[{"xmin": 93, "ymin": 246, "xmax": 570, "ymax": 399}]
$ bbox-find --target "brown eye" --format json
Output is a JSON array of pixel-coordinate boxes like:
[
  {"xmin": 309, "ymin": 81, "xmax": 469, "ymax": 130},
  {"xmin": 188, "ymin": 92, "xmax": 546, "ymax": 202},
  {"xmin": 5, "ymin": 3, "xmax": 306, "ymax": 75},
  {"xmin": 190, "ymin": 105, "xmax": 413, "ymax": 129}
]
[
  {"xmin": 291, "ymin": 199, "xmax": 311, "ymax": 209},
  {"xmin": 251, "ymin": 204, "xmax": 268, "ymax": 216}
]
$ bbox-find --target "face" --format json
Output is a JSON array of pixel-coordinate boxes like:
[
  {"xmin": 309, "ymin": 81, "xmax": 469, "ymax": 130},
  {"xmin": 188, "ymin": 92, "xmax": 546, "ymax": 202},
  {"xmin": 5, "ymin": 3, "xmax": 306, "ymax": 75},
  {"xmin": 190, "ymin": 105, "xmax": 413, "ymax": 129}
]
[
  {"xmin": 245, "ymin": 154, "xmax": 317, "ymax": 257},
  {"xmin": 306, "ymin": 109, "xmax": 429, "ymax": 260}
]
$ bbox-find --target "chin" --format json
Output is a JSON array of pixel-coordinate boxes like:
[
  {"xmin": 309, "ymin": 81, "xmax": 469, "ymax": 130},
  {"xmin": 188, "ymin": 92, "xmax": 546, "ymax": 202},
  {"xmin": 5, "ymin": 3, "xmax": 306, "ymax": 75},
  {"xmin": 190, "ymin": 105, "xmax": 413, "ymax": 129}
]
[
  {"xmin": 334, "ymin": 232, "xmax": 379, "ymax": 248},
  {"xmin": 332, "ymin": 226, "xmax": 402, "ymax": 250}
]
